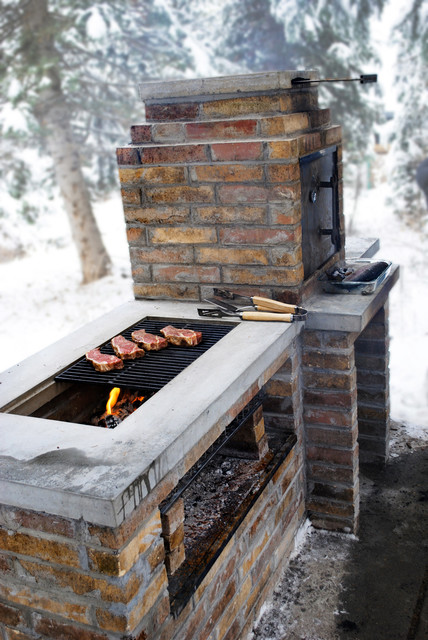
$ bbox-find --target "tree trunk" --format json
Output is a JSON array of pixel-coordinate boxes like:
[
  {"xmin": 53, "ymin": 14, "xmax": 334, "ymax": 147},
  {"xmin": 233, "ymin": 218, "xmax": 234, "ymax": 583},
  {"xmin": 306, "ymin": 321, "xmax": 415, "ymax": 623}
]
[
  {"xmin": 24, "ymin": 0, "xmax": 111, "ymax": 284},
  {"xmin": 34, "ymin": 92, "xmax": 112, "ymax": 284}
]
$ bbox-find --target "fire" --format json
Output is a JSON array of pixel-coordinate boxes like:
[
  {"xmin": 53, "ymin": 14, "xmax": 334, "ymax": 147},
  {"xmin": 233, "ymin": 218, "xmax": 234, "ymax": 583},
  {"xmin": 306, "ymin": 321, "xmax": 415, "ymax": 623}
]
[{"xmin": 106, "ymin": 387, "xmax": 121, "ymax": 414}]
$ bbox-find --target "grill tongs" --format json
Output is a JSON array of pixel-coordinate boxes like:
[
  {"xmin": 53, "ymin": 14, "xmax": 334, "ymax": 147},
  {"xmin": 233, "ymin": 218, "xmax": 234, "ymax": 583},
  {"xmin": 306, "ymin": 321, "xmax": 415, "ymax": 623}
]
[{"xmin": 198, "ymin": 295, "xmax": 307, "ymax": 322}]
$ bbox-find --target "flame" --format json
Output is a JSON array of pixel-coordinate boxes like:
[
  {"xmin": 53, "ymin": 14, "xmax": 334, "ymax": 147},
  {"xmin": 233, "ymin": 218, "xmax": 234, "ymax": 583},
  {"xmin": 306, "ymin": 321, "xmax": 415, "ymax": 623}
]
[
  {"xmin": 106, "ymin": 387, "xmax": 121, "ymax": 414},
  {"xmin": 133, "ymin": 395, "xmax": 145, "ymax": 404}
]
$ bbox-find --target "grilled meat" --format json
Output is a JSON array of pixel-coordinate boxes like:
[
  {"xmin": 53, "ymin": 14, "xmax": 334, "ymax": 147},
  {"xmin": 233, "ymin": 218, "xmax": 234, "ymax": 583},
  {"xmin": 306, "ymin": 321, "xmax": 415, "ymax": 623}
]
[
  {"xmin": 131, "ymin": 329, "xmax": 168, "ymax": 351},
  {"xmin": 160, "ymin": 325, "xmax": 202, "ymax": 347},
  {"xmin": 111, "ymin": 335, "xmax": 145, "ymax": 360},
  {"xmin": 86, "ymin": 348, "xmax": 124, "ymax": 372}
]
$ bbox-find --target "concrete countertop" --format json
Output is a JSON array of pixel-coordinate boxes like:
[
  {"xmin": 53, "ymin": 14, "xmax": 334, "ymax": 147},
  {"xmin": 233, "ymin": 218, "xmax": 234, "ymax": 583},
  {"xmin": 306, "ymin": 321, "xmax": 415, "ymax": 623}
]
[{"xmin": 0, "ymin": 300, "xmax": 302, "ymax": 527}]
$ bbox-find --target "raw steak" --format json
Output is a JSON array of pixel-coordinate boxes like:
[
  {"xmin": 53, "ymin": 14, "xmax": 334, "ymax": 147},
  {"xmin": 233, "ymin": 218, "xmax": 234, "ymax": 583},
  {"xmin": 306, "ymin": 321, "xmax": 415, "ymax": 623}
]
[
  {"xmin": 131, "ymin": 329, "xmax": 168, "ymax": 351},
  {"xmin": 160, "ymin": 325, "xmax": 202, "ymax": 347},
  {"xmin": 111, "ymin": 335, "xmax": 145, "ymax": 360},
  {"xmin": 86, "ymin": 348, "xmax": 124, "ymax": 372}
]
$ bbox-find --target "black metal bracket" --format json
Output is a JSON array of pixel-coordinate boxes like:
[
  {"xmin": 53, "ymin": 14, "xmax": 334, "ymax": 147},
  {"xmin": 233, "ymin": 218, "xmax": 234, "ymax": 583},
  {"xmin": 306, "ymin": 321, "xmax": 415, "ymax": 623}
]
[{"xmin": 292, "ymin": 74, "xmax": 377, "ymax": 86}]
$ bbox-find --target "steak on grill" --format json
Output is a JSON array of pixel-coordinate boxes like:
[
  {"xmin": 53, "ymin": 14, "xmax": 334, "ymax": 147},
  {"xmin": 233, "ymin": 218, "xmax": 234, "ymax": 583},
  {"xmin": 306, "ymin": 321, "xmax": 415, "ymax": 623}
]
[
  {"xmin": 111, "ymin": 335, "xmax": 145, "ymax": 360},
  {"xmin": 131, "ymin": 329, "xmax": 168, "ymax": 351},
  {"xmin": 86, "ymin": 348, "xmax": 124, "ymax": 372},
  {"xmin": 160, "ymin": 325, "xmax": 202, "ymax": 347}
]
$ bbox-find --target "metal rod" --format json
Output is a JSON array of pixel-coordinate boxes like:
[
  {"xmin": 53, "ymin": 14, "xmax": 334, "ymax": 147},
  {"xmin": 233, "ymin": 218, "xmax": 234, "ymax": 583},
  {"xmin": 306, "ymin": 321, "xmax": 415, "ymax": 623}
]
[{"xmin": 292, "ymin": 74, "xmax": 377, "ymax": 86}]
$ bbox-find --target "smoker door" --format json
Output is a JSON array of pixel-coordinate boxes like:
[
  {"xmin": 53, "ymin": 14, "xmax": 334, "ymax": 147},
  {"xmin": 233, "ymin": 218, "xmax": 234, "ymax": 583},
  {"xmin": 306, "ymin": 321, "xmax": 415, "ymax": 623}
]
[{"xmin": 300, "ymin": 146, "xmax": 340, "ymax": 279}]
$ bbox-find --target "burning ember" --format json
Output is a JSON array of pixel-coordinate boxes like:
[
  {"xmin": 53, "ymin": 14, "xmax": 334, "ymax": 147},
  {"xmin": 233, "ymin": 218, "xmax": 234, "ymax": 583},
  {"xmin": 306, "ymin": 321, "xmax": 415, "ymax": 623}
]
[{"xmin": 92, "ymin": 388, "xmax": 147, "ymax": 428}]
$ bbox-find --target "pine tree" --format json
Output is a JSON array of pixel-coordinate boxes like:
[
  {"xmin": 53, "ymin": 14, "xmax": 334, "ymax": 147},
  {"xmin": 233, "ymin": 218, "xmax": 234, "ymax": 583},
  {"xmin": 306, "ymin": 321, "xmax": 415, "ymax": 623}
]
[
  {"xmin": 388, "ymin": 0, "xmax": 428, "ymax": 229},
  {"xmin": 0, "ymin": 0, "xmax": 192, "ymax": 281}
]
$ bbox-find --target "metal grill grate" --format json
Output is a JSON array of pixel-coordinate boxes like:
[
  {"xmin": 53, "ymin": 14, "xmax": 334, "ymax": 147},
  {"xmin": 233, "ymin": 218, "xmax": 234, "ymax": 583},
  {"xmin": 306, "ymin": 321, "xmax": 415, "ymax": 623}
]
[{"xmin": 55, "ymin": 318, "xmax": 235, "ymax": 390}]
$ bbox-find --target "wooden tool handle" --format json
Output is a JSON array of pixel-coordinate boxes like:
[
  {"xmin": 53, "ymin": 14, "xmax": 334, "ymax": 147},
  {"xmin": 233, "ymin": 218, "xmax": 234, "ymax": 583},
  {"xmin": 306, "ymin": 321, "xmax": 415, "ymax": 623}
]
[
  {"xmin": 241, "ymin": 311, "xmax": 293, "ymax": 322},
  {"xmin": 252, "ymin": 296, "xmax": 296, "ymax": 313}
]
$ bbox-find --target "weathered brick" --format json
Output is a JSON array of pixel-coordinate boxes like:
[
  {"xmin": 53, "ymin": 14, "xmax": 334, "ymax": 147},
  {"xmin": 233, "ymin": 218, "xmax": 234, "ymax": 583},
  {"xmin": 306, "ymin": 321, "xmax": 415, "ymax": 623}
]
[
  {"xmin": 88, "ymin": 511, "xmax": 162, "ymax": 577},
  {"xmin": 162, "ymin": 523, "xmax": 184, "ymax": 552},
  {"xmin": 121, "ymin": 188, "xmax": 141, "ymax": 205},
  {"xmin": 268, "ymin": 203, "xmax": 301, "ymax": 225},
  {"xmin": 190, "ymin": 164, "xmax": 263, "ymax": 183},
  {"xmin": 0, "ymin": 507, "xmax": 75, "ymax": 539},
  {"xmin": 309, "ymin": 108, "xmax": 331, "ymax": 128},
  {"xmin": 311, "ymin": 482, "xmax": 357, "ymax": 503},
  {"xmin": 266, "ymin": 163, "xmax": 300, "ymax": 182},
  {"xmin": 306, "ymin": 425, "xmax": 357, "ymax": 448},
  {"xmin": 270, "ymin": 246, "xmax": 302, "ymax": 267},
  {"xmin": 199, "ymin": 579, "xmax": 237, "ymax": 640},
  {"xmin": 124, "ymin": 206, "xmax": 190, "ymax": 225},
  {"xmin": 95, "ymin": 608, "xmax": 128, "ymax": 633},
  {"xmin": 324, "ymin": 125, "xmax": 342, "ymax": 145},
  {"xmin": 268, "ymin": 183, "xmax": 301, "ymax": 202},
  {"xmin": 303, "ymin": 369, "xmax": 356, "ymax": 391},
  {"xmin": 117, "ymin": 147, "xmax": 140, "ymax": 165},
  {"xmin": 260, "ymin": 113, "xmax": 310, "ymax": 137},
  {"xmin": 195, "ymin": 247, "xmax": 269, "ymax": 265},
  {"xmin": 307, "ymin": 497, "xmax": 357, "ymax": 519},
  {"xmin": 305, "ymin": 405, "xmax": 358, "ymax": 430},
  {"xmin": 160, "ymin": 499, "xmax": 184, "ymax": 536},
  {"xmin": 298, "ymin": 132, "xmax": 322, "ymax": 155},
  {"xmin": 308, "ymin": 461, "xmax": 357, "ymax": 485},
  {"xmin": 202, "ymin": 95, "xmax": 280, "ymax": 118},
  {"xmin": 306, "ymin": 445, "xmax": 357, "ymax": 466},
  {"xmin": 323, "ymin": 331, "xmax": 357, "ymax": 349},
  {"xmin": 302, "ymin": 350, "xmax": 354, "ymax": 371},
  {"xmin": 279, "ymin": 92, "xmax": 318, "ymax": 113},
  {"xmin": 186, "ymin": 119, "xmax": 258, "ymax": 140},
  {"xmin": 0, "ymin": 529, "xmax": 80, "ymax": 567},
  {"xmin": 133, "ymin": 283, "xmax": 199, "ymax": 300},
  {"xmin": 34, "ymin": 614, "xmax": 109, "ymax": 640},
  {"xmin": 130, "ymin": 125, "xmax": 152, "ymax": 143},
  {"xmin": 126, "ymin": 227, "xmax": 145, "ymax": 245},
  {"xmin": 149, "ymin": 227, "xmax": 216, "ymax": 244},
  {"xmin": 164, "ymin": 544, "xmax": 185, "ymax": 575},
  {"xmin": 219, "ymin": 227, "xmax": 297, "ymax": 245},
  {"xmin": 20, "ymin": 559, "xmax": 141, "ymax": 603},
  {"xmin": 145, "ymin": 185, "xmax": 214, "ymax": 204},
  {"xmin": 193, "ymin": 206, "xmax": 266, "ymax": 224},
  {"xmin": 210, "ymin": 141, "xmax": 263, "ymax": 161},
  {"xmin": 0, "ymin": 601, "xmax": 25, "ymax": 627},
  {"xmin": 223, "ymin": 266, "xmax": 302, "ymax": 286},
  {"xmin": 0, "ymin": 581, "xmax": 89, "ymax": 624},
  {"xmin": 119, "ymin": 166, "xmax": 186, "ymax": 185},
  {"xmin": 145, "ymin": 102, "xmax": 199, "ymax": 122},
  {"xmin": 139, "ymin": 144, "xmax": 208, "ymax": 165},
  {"xmin": 217, "ymin": 184, "xmax": 267, "ymax": 204},
  {"xmin": 152, "ymin": 265, "xmax": 220, "ymax": 283},
  {"xmin": 130, "ymin": 246, "xmax": 192, "ymax": 268},
  {"xmin": 151, "ymin": 123, "xmax": 185, "ymax": 143},
  {"xmin": 267, "ymin": 139, "xmax": 299, "ymax": 159},
  {"xmin": 303, "ymin": 388, "xmax": 357, "ymax": 409}
]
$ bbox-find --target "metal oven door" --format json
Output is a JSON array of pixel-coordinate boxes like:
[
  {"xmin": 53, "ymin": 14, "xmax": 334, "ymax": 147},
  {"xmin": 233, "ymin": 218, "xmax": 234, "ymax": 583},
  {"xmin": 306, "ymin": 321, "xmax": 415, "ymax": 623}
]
[{"xmin": 300, "ymin": 146, "xmax": 340, "ymax": 279}]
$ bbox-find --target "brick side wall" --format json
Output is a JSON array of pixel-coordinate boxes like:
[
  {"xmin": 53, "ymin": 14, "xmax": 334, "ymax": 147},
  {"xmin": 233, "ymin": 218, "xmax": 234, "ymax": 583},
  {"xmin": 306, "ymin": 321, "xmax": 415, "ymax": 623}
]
[
  {"xmin": 117, "ymin": 89, "xmax": 344, "ymax": 305},
  {"xmin": 355, "ymin": 304, "xmax": 391, "ymax": 464}
]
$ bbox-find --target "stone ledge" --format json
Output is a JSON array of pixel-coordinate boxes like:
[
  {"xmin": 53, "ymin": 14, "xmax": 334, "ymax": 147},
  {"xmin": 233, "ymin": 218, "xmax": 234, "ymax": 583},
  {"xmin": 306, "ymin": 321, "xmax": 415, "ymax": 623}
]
[{"xmin": 139, "ymin": 70, "xmax": 320, "ymax": 101}]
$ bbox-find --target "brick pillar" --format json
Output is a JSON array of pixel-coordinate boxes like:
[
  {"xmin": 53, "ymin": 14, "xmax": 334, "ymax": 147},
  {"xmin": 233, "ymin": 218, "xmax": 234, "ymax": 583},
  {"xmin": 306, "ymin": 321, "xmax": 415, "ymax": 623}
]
[
  {"xmin": 301, "ymin": 329, "xmax": 359, "ymax": 534},
  {"xmin": 355, "ymin": 303, "xmax": 391, "ymax": 464},
  {"xmin": 263, "ymin": 340, "xmax": 304, "ymax": 446}
]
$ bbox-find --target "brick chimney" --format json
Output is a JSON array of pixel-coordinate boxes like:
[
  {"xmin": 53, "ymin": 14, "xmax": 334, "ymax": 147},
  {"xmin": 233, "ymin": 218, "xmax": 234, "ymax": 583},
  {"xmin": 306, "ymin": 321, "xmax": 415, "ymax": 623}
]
[{"xmin": 117, "ymin": 70, "xmax": 344, "ymax": 305}]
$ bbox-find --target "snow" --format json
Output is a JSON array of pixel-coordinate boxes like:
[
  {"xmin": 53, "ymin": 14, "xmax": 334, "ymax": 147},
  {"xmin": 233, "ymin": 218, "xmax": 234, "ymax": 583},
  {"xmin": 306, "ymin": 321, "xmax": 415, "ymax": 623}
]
[{"xmin": 0, "ymin": 164, "xmax": 426, "ymax": 430}]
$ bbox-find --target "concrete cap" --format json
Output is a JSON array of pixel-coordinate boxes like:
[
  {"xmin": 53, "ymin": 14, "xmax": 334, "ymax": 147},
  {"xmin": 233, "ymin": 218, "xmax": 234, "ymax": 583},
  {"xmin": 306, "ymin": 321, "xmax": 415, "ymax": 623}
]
[{"xmin": 139, "ymin": 69, "xmax": 320, "ymax": 102}]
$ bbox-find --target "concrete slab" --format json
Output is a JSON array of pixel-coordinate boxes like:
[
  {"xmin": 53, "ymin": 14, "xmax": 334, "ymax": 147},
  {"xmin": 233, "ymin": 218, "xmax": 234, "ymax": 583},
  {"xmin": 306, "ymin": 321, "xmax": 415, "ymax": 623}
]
[
  {"xmin": 0, "ymin": 299, "xmax": 301, "ymax": 526},
  {"xmin": 139, "ymin": 70, "xmax": 319, "ymax": 101},
  {"xmin": 305, "ymin": 264, "xmax": 399, "ymax": 332}
]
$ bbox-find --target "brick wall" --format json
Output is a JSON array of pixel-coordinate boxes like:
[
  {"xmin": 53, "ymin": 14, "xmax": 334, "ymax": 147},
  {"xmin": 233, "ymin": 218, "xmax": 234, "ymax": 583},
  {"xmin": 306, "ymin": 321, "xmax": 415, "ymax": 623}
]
[
  {"xmin": 0, "ymin": 350, "xmax": 306, "ymax": 640},
  {"xmin": 117, "ymin": 81, "xmax": 344, "ymax": 305}
]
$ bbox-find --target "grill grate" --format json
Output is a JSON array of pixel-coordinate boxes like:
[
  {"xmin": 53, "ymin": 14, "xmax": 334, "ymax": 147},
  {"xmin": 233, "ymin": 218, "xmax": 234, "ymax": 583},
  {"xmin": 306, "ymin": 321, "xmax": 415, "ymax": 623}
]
[{"xmin": 55, "ymin": 318, "xmax": 235, "ymax": 390}]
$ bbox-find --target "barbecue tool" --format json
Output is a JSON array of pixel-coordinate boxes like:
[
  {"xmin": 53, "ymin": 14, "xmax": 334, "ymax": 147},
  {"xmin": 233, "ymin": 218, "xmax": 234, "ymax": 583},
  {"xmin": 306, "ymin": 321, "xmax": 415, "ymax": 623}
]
[
  {"xmin": 212, "ymin": 288, "xmax": 306, "ymax": 315},
  {"xmin": 199, "ymin": 298, "xmax": 307, "ymax": 322}
]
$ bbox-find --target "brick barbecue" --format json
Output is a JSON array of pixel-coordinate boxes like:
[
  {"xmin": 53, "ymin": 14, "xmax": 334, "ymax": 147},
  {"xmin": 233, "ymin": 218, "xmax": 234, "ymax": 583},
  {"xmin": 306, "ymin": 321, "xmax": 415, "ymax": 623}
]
[{"xmin": 0, "ymin": 71, "xmax": 398, "ymax": 640}]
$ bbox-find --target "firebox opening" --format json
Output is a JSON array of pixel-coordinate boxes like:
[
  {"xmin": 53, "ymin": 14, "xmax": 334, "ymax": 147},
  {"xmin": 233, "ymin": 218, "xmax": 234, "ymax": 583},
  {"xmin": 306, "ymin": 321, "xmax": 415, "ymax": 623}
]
[
  {"xmin": 159, "ymin": 392, "xmax": 297, "ymax": 617},
  {"xmin": 26, "ymin": 383, "xmax": 154, "ymax": 427}
]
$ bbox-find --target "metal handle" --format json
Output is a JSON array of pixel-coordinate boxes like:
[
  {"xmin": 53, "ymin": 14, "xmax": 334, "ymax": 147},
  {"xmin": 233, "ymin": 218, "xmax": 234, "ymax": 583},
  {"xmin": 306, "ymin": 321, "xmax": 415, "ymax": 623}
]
[{"xmin": 317, "ymin": 175, "xmax": 341, "ymax": 250}]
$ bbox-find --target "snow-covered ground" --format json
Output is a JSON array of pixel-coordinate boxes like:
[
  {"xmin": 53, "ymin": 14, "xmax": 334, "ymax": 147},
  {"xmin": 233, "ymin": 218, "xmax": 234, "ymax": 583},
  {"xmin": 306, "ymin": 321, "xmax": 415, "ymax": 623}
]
[{"xmin": 0, "ymin": 174, "xmax": 427, "ymax": 430}]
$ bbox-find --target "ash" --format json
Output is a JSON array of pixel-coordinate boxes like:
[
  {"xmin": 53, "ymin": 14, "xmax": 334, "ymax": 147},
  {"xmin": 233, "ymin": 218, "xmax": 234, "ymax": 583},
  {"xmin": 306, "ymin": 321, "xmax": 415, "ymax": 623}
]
[
  {"xmin": 183, "ymin": 454, "xmax": 266, "ymax": 552},
  {"xmin": 249, "ymin": 420, "xmax": 427, "ymax": 640}
]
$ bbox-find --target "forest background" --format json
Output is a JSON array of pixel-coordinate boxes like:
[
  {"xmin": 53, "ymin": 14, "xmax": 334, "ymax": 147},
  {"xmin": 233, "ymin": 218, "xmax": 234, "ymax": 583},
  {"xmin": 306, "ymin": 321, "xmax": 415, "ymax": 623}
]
[{"xmin": 0, "ymin": 0, "xmax": 427, "ymax": 425}]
